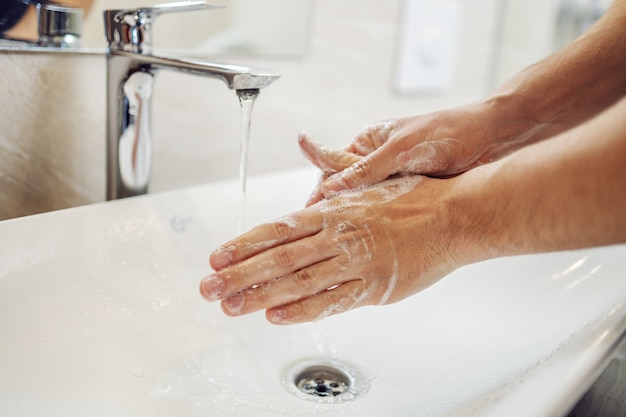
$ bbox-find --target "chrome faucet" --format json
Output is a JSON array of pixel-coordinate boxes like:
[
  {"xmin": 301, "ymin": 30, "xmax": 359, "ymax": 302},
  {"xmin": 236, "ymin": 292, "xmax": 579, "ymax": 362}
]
[
  {"xmin": 0, "ymin": 1, "xmax": 82, "ymax": 47},
  {"xmin": 104, "ymin": 1, "xmax": 280, "ymax": 200}
]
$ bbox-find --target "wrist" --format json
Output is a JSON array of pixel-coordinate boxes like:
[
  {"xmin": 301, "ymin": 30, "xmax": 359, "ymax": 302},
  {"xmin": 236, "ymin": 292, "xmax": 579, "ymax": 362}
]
[
  {"xmin": 442, "ymin": 162, "xmax": 510, "ymax": 267},
  {"xmin": 483, "ymin": 88, "xmax": 546, "ymax": 138}
]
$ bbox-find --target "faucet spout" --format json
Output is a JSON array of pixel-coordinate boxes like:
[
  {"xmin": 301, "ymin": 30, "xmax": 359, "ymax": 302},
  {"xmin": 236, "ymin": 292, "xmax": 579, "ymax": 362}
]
[{"xmin": 114, "ymin": 51, "xmax": 280, "ymax": 90}]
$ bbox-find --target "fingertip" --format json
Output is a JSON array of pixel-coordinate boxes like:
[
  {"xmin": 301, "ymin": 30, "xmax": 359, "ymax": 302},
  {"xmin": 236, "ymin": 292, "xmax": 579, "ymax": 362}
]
[
  {"xmin": 210, "ymin": 246, "xmax": 233, "ymax": 270},
  {"xmin": 298, "ymin": 131, "xmax": 315, "ymax": 148},
  {"xmin": 305, "ymin": 186, "xmax": 324, "ymax": 207},
  {"xmin": 298, "ymin": 131, "xmax": 319, "ymax": 151},
  {"xmin": 304, "ymin": 197, "xmax": 320, "ymax": 207},
  {"xmin": 266, "ymin": 307, "xmax": 290, "ymax": 325},
  {"xmin": 298, "ymin": 132, "xmax": 318, "ymax": 164},
  {"xmin": 199, "ymin": 274, "xmax": 225, "ymax": 302},
  {"xmin": 221, "ymin": 293, "xmax": 245, "ymax": 316},
  {"xmin": 199, "ymin": 278, "xmax": 209, "ymax": 300}
]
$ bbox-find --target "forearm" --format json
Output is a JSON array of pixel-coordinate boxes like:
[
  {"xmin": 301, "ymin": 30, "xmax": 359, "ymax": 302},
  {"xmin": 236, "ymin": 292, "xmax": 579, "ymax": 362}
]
[
  {"xmin": 480, "ymin": 0, "xmax": 626, "ymax": 151},
  {"xmin": 453, "ymin": 96, "xmax": 626, "ymax": 265}
]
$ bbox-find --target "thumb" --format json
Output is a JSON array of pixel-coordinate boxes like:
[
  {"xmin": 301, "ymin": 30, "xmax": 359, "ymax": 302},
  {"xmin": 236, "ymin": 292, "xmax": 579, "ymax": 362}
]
[{"xmin": 320, "ymin": 149, "xmax": 396, "ymax": 195}]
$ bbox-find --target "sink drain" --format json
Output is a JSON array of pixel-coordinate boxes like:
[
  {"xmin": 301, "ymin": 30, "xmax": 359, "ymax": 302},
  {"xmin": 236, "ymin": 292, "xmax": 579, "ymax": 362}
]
[
  {"xmin": 295, "ymin": 365, "xmax": 350, "ymax": 397},
  {"xmin": 282, "ymin": 359, "xmax": 368, "ymax": 403}
]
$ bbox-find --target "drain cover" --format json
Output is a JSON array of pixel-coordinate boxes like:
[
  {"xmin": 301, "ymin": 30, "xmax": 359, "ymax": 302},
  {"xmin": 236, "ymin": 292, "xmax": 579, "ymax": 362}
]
[
  {"xmin": 295, "ymin": 365, "xmax": 350, "ymax": 397},
  {"xmin": 282, "ymin": 359, "xmax": 368, "ymax": 403}
]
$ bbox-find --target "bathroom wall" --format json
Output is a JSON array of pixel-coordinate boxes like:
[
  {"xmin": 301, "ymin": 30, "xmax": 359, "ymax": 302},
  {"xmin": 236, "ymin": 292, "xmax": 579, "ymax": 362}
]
[
  {"xmin": 0, "ymin": 0, "xmax": 560, "ymax": 221},
  {"xmin": 0, "ymin": 52, "xmax": 105, "ymax": 220}
]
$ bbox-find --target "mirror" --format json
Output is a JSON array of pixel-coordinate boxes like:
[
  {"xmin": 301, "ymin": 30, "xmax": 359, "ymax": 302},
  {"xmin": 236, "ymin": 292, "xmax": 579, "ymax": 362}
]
[{"xmin": 0, "ymin": 0, "xmax": 311, "ymax": 55}]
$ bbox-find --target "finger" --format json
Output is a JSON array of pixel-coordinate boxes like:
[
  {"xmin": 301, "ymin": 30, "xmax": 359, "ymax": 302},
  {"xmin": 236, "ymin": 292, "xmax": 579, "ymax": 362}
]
[
  {"xmin": 320, "ymin": 150, "xmax": 398, "ymax": 196},
  {"xmin": 220, "ymin": 254, "xmax": 352, "ymax": 316},
  {"xmin": 305, "ymin": 171, "xmax": 332, "ymax": 207},
  {"xmin": 298, "ymin": 132, "xmax": 361, "ymax": 174},
  {"xmin": 210, "ymin": 208, "xmax": 322, "ymax": 271},
  {"xmin": 265, "ymin": 280, "xmax": 369, "ymax": 325},
  {"xmin": 201, "ymin": 233, "xmax": 338, "ymax": 302},
  {"xmin": 343, "ymin": 121, "xmax": 396, "ymax": 156},
  {"xmin": 304, "ymin": 183, "xmax": 325, "ymax": 207}
]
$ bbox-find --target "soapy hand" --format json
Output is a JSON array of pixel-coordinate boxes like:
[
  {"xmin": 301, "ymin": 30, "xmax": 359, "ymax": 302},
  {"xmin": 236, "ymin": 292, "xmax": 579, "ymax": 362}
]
[
  {"xmin": 300, "ymin": 103, "xmax": 529, "ymax": 206},
  {"xmin": 200, "ymin": 175, "xmax": 461, "ymax": 324}
]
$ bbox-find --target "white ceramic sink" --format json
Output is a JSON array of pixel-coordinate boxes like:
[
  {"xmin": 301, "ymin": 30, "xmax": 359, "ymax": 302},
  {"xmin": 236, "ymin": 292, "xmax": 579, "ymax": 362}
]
[{"xmin": 0, "ymin": 167, "xmax": 624, "ymax": 417}]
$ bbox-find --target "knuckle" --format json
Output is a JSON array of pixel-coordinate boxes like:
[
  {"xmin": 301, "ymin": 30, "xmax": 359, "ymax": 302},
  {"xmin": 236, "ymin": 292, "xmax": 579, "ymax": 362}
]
[
  {"xmin": 270, "ymin": 221, "xmax": 293, "ymax": 242},
  {"xmin": 274, "ymin": 246, "xmax": 298, "ymax": 267},
  {"xmin": 331, "ymin": 225, "xmax": 362, "ymax": 247},
  {"xmin": 347, "ymin": 158, "xmax": 373, "ymax": 184},
  {"xmin": 294, "ymin": 268, "xmax": 314, "ymax": 288},
  {"xmin": 332, "ymin": 230, "xmax": 353, "ymax": 247}
]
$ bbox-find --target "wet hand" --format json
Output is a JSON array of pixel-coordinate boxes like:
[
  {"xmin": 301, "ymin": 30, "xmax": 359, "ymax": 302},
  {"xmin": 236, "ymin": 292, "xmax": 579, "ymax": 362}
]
[
  {"xmin": 301, "ymin": 104, "xmax": 505, "ymax": 205},
  {"xmin": 199, "ymin": 175, "xmax": 461, "ymax": 324}
]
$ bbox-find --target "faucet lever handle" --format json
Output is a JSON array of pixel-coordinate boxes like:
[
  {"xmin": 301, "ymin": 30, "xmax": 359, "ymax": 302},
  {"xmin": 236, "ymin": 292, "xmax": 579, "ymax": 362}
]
[
  {"xmin": 38, "ymin": 3, "xmax": 83, "ymax": 48},
  {"xmin": 104, "ymin": 1, "xmax": 224, "ymax": 54},
  {"xmin": 147, "ymin": 1, "xmax": 225, "ymax": 16}
]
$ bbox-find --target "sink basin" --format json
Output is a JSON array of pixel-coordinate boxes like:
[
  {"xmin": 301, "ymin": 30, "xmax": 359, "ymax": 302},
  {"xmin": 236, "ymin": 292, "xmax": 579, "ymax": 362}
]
[{"xmin": 0, "ymin": 167, "xmax": 624, "ymax": 417}]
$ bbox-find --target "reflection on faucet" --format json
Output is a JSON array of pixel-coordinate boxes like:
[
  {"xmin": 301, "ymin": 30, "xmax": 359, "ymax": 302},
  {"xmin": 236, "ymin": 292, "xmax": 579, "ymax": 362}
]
[
  {"xmin": 104, "ymin": 1, "xmax": 280, "ymax": 200},
  {"xmin": 118, "ymin": 72, "xmax": 153, "ymax": 192},
  {"xmin": 0, "ymin": 1, "xmax": 85, "ymax": 47}
]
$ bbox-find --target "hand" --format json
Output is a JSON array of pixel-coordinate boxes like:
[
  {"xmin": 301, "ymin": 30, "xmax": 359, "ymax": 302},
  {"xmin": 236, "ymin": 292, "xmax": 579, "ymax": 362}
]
[
  {"xmin": 300, "ymin": 101, "xmax": 531, "ymax": 205},
  {"xmin": 199, "ymin": 175, "xmax": 462, "ymax": 324}
]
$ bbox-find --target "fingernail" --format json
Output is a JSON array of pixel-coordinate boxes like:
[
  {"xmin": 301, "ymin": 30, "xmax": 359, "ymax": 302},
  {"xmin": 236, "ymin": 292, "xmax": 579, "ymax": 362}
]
[
  {"xmin": 222, "ymin": 293, "xmax": 245, "ymax": 315},
  {"xmin": 211, "ymin": 246, "xmax": 233, "ymax": 270},
  {"xmin": 267, "ymin": 307, "xmax": 286, "ymax": 324},
  {"xmin": 200, "ymin": 274, "xmax": 226, "ymax": 301}
]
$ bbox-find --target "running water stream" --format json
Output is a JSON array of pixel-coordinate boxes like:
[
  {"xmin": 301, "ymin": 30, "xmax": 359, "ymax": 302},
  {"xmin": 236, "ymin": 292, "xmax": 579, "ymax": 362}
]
[{"xmin": 236, "ymin": 89, "xmax": 260, "ymax": 234}]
